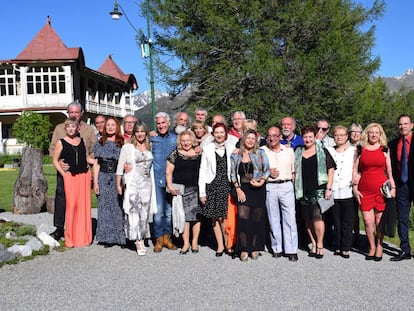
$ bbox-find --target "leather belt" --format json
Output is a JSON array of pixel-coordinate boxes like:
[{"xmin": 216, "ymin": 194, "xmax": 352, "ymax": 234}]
[{"xmin": 267, "ymin": 179, "xmax": 292, "ymax": 184}]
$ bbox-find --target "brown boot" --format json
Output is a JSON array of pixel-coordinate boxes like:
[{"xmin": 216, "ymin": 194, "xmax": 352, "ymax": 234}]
[
  {"xmin": 163, "ymin": 234, "xmax": 177, "ymax": 250},
  {"xmin": 153, "ymin": 237, "xmax": 164, "ymax": 253}
]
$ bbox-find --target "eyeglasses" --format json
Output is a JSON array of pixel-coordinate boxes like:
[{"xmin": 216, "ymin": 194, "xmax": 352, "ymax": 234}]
[
  {"xmin": 317, "ymin": 127, "xmax": 329, "ymax": 132},
  {"xmin": 124, "ymin": 121, "xmax": 135, "ymax": 124},
  {"xmin": 350, "ymin": 131, "xmax": 362, "ymax": 134}
]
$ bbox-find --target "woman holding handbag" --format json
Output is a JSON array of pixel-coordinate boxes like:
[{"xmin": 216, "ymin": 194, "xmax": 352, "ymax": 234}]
[
  {"xmin": 166, "ymin": 130, "xmax": 202, "ymax": 254},
  {"xmin": 294, "ymin": 126, "xmax": 336, "ymax": 259},
  {"xmin": 352, "ymin": 123, "xmax": 396, "ymax": 261}
]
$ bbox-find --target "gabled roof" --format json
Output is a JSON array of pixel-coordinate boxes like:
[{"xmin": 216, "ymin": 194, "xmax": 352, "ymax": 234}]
[
  {"xmin": 98, "ymin": 55, "xmax": 138, "ymax": 89},
  {"xmin": 15, "ymin": 17, "xmax": 81, "ymax": 61},
  {"xmin": 98, "ymin": 55, "xmax": 129, "ymax": 83}
]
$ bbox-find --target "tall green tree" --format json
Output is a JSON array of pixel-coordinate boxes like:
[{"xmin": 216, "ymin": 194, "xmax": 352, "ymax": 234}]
[{"xmin": 147, "ymin": 0, "xmax": 384, "ymax": 129}]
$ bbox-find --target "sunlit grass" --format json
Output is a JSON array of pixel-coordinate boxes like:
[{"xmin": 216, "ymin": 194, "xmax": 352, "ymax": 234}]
[{"xmin": 0, "ymin": 165, "xmax": 97, "ymax": 212}]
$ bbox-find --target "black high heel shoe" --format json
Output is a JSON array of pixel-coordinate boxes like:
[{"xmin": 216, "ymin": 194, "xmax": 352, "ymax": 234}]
[
  {"xmin": 225, "ymin": 248, "xmax": 235, "ymax": 259},
  {"xmin": 316, "ymin": 247, "xmax": 324, "ymax": 259},
  {"xmin": 215, "ymin": 249, "xmax": 224, "ymax": 257},
  {"xmin": 179, "ymin": 248, "xmax": 189, "ymax": 255}
]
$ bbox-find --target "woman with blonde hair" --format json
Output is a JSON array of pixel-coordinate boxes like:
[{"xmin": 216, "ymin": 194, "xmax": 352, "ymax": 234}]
[
  {"xmin": 191, "ymin": 120, "xmax": 210, "ymax": 148},
  {"xmin": 166, "ymin": 130, "xmax": 202, "ymax": 254},
  {"xmin": 353, "ymin": 123, "xmax": 396, "ymax": 261},
  {"xmin": 231, "ymin": 129, "xmax": 270, "ymax": 261},
  {"xmin": 116, "ymin": 121, "xmax": 153, "ymax": 255}
]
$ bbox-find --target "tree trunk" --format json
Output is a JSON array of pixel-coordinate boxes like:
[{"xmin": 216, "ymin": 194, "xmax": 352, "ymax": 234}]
[{"xmin": 13, "ymin": 147, "xmax": 48, "ymax": 214}]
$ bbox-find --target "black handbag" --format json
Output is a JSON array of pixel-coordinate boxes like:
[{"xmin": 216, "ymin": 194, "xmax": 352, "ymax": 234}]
[{"xmin": 378, "ymin": 197, "xmax": 397, "ymax": 237}]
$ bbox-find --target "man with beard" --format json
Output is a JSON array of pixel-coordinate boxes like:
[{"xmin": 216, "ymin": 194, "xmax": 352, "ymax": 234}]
[{"xmin": 280, "ymin": 116, "xmax": 304, "ymax": 150}]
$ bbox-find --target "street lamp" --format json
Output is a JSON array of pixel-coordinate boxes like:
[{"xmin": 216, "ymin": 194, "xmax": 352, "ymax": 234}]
[{"xmin": 110, "ymin": 0, "xmax": 156, "ymax": 130}]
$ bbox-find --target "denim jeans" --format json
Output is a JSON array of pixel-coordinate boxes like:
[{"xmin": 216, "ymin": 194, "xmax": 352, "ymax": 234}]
[{"xmin": 152, "ymin": 186, "xmax": 172, "ymax": 239}]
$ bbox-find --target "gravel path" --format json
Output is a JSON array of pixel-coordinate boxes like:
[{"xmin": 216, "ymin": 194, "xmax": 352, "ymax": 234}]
[{"xmin": 1, "ymin": 211, "xmax": 413, "ymax": 310}]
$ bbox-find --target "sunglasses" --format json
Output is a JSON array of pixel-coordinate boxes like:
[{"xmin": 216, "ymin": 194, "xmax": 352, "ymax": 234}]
[{"xmin": 317, "ymin": 127, "xmax": 329, "ymax": 132}]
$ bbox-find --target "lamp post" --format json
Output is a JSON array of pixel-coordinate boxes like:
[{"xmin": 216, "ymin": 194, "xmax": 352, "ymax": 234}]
[{"xmin": 110, "ymin": 0, "xmax": 156, "ymax": 130}]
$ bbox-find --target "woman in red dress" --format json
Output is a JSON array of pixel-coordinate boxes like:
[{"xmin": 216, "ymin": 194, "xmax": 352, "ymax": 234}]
[{"xmin": 353, "ymin": 123, "xmax": 396, "ymax": 261}]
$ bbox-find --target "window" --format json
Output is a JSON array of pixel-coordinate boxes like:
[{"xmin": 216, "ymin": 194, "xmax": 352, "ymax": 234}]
[
  {"xmin": 0, "ymin": 67, "xmax": 19, "ymax": 96},
  {"xmin": 26, "ymin": 66, "xmax": 66, "ymax": 94}
]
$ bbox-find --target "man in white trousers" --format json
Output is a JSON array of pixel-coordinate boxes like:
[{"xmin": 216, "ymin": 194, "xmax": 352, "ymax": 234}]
[{"xmin": 261, "ymin": 125, "xmax": 298, "ymax": 261}]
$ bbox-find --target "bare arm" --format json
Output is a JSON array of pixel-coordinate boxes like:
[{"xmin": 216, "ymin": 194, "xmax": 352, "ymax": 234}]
[
  {"xmin": 52, "ymin": 140, "xmax": 65, "ymax": 176},
  {"xmin": 93, "ymin": 159, "xmax": 100, "ymax": 195},
  {"xmin": 166, "ymin": 161, "xmax": 178, "ymax": 195}
]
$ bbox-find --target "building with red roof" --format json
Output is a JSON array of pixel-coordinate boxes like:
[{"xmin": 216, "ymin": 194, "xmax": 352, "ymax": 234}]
[{"xmin": 0, "ymin": 17, "xmax": 138, "ymax": 153}]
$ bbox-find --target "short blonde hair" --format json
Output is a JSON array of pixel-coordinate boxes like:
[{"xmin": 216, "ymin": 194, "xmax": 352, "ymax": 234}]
[
  {"xmin": 176, "ymin": 130, "xmax": 198, "ymax": 150},
  {"xmin": 191, "ymin": 120, "xmax": 208, "ymax": 134},
  {"xmin": 64, "ymin": 117, "xmax": 79, "ymax": 128},
  {"xmin": 242, "ymin": 119, "xmax": 257, "ymax": 132},
  {"xmin": 361, "ymin": 123, "xmax": 387, "ymax": 147}
]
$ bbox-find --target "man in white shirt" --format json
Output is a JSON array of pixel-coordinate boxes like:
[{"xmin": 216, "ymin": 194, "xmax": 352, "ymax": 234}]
[{"xmin": 261, "ymin": 125, "xmax": 298, "ymax": 261}]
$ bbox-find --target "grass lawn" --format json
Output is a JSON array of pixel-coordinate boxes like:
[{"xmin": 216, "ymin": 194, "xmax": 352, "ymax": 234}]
[{"xmin": 0, "ymin": 165, "xmax": 97, "ymax": 212}]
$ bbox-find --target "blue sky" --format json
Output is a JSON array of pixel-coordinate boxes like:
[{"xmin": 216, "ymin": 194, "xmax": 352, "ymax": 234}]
[{"xmin": 0, "ymin": 1, "xmax": 413, "ymax": 93}]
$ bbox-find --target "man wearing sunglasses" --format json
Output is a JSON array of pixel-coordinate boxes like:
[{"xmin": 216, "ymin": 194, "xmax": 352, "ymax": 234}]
[{"xmin": 316, "ymin": 117, "xmax": 335, "ymax": 148}]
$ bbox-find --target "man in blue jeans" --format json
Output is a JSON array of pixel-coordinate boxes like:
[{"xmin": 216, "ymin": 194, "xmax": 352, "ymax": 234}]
[
  {"xmin": 150, "ymin": 112, "xmax": 177, "ymax": 252},
  {"xmin": 389, "ymin": 114, "xmax": 414, "ymax": 261}
]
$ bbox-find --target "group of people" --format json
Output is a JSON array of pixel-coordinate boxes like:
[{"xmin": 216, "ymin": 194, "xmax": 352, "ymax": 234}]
[{"xmin": 49, "ymin": 102, "xmax": 414, "ymax": 263}]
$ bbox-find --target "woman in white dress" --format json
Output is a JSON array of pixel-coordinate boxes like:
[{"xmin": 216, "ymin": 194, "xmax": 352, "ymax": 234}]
[{"xmin": 116, "ymin": 121, "xmax": 153, "ymax": 256}]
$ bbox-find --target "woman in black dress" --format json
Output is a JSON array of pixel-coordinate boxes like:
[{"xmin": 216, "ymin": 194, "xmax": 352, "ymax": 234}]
[
  {"xmin": 199, "ymin": 123, "xmax": 235, "ymax": 256},
  {"xmin": 294, "ymin": 126, "xmax": 335, "ymax": 259},
  {"xmin": 230, "ymin": 129, "xmax": 270, "ymax": 261},
  {"xmin": 166, "ymin": 130, "xmax": 202, "ymax": 254}
]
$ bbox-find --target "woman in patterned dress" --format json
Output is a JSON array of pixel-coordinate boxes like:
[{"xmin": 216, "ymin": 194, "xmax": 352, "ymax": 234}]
[
  {"xmin": 199, "ymin": 123, "xmax": 235, "ymax": 256},
  {"xmin": 116, "ymin": 121, "xmax": 153, "ymax": 255},
  {"xmin": 93, "ymin": 117, "xmax": 125, "ymax": 248},
  {"xmin": 166, "ymin": 130, "xmax": 202, "ymax": 254}
]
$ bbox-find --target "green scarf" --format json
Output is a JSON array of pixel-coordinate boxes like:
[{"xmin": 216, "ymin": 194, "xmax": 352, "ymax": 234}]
[{"xmin": 294, "ymin": 141, "xmax": 328, "ymax": 200}]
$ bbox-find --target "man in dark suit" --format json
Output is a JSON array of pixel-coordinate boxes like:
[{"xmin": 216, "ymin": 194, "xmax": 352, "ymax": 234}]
[{"xmin": 389, "ymin": 114, "xmax": 414, "ymax": 261}]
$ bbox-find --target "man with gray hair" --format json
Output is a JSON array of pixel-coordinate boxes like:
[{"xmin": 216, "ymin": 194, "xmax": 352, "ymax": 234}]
[
  {"xmin": 150, "ymin": 112, "xmax": 178, "ymax": 252},
  {"xmin": 280, "ymin": 116, "xmax": 304, "ymax": 150},
  {"xmin": 195, "ymin": 107, "xmax": 212, "ymax": 132},
  {"xmin": 227, "ymin": 111, "xmax": 245, "ymax": 145},
  {"xmin": 173, "ymin": 111, "xmax": 191, "ymax": 134},
  {"xmin": 49, "ymin": 102, "xmax": 96, "ymax": 241},
  {"xmin": 123, "ymin": 114, "xmax": 137, "ymax": 142}
]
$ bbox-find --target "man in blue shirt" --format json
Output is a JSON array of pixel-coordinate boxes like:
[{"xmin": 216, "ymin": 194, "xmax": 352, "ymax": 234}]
[
  {"xmin": 150, "ymin": 112, "xmax": 178, "ymax": 252},
  {"xmin": 280, "ymin": 116, "xmax": 304, "ymax": 150}
]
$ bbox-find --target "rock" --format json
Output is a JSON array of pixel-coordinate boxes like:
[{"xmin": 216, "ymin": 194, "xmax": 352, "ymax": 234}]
[
  {"xmin": 0, "ymin": 249, "xmax": 16, "ymax": 262},
  {"xmin": 37, "ymin": 232, "xmax": 60, "ymax": 248},
  {"xmin": 5, "ymin": 231, "xmax": 16, "ymax": 239},
  {"xmin": 7, "ymin": 244, "xmax": 33, "ymax": 257},
  {"xmin": 36, "ymin": 223, "xmax": 55, "ymax": 235},
  {"xmin": 25, "ymin": 237, "xmax": 43, "ymax": 251}
]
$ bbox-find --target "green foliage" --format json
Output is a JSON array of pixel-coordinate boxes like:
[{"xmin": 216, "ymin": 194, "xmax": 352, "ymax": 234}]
[
  {"xmin": 0, "ymin": 154, "xmax": 20, "ymax": 167},
  {"xmin": 12, "ymin": 111, "xmax": 52, "ymax": 150},
  {"xmin": 147, "ymin": 0, "xmax": 385, "ymax": 129}
]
